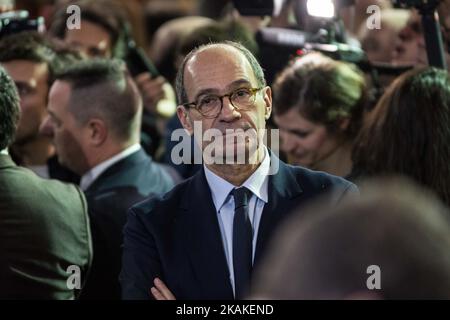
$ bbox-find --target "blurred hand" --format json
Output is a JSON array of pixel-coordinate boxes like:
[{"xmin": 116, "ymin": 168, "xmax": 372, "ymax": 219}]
[
  {"xmin": 135, "ymin": 72, "xmax": 167, "ymax": 114},
  {"xmin": 135, "ymin": 72, "xmax": 177, "ymax": 117},
  {"xmin": 150, "ymin": 277, "xmax": 176, "ymax": 300}
]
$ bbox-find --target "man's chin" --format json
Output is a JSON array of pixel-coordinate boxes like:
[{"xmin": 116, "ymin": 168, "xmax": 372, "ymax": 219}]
[
  {"xmin": 12, "ymin": 134, "xmax": 34, "ymax": 147},
  {"xmin": 203, "ymin": 146, "xmax": 261, "ymax": 165}
]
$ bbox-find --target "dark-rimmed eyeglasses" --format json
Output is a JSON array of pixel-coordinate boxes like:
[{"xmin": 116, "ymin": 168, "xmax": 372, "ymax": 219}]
[{"xmin": 182, "ymin": 87, "xmax": 263, "ymax": 119}]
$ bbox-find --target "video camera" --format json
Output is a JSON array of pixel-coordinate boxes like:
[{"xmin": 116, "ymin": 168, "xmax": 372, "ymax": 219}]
[
  {"xmin": 232, "ymin": 0, "xmax": 446, "ymax": 103},
  {"xmin": 235, "ymin": 0, "xmax": 364, "ymax": 84},
  {"xmin": 0, "ymin": 10, "xmax": 45, "ymax": 39},
  {"xmin": 125, "ymin": 39, "xmax": 160, "ymax": 78},
  {"xmin": 235, "ymin": 0, "xmax": 446, "ymax": 78}
]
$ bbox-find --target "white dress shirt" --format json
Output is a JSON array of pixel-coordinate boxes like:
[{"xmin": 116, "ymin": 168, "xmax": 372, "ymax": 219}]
[
  {"xmin": 204, "ymin": 146, "xmax": 270, "ymax": 297},
  {"xmin": 80, "ymin": 144, "xmax": 141, "ymax": 191},
  {"xmin": 0, "ymin": 149, "xmax": 8, "ymax": 155}
]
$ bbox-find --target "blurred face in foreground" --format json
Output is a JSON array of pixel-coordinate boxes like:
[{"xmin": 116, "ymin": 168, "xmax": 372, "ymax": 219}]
[{"xmin": 275, "ymin": 107, "xmax": 344, "ymax": 170}]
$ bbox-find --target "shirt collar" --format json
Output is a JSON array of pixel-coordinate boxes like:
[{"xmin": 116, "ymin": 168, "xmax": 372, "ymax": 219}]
[
  {"xmin": 0, "ymin": 149, "xmax": 8, "ymax": 155},
  {"xmin": 80, "ymin": 143, "xmax": 141, "ymax": 191},
  {"xmin": 204, "ymin": 146, "xmax": 270, "ymax": 212}
]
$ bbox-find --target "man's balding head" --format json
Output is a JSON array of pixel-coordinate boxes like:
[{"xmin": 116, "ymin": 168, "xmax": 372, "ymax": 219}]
[{"xmin": 175, "ymin": 41, "xmax": 266, "ymax": 105}]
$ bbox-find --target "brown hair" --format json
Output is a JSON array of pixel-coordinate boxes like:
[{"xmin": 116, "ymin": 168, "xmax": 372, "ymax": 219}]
[
  {"xmin": 352, "ymin": 67, "xmax": 450, "ymax": 206},
  {"xmin": 272, "ymin": 53, "xmax": 367, "ymax": 138},
  {"xmin": 252, "ymin": 178, "xmax": 450, "ymax": 299}
]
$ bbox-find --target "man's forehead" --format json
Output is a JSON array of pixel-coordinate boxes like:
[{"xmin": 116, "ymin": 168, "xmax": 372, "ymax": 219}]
[
  {"xmin": 188, "ymin": 44, "xmax": 247, "ymax": 66},
  {"xmin": 47, "ymin": 81, "xmax": 72, "ymax": 118},
  {"xmin": 50, "ymin": 80, "xmax": 71, "ymax": 101},
  {"xmin": 184, "ymin": 45, "xmax": 257, "ymax": 90}
]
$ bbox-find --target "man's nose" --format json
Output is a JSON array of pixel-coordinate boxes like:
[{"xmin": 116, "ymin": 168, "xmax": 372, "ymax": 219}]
[
  {"xmin": 39, "ymin": 115, "xmax": 54, "ymax": 138},
  {"xmin": 219, "ymin": 96, "xmax": 241, "ymax": 121},
  {"xmin": 398, "ymin": 26, "xmax": 413, "ymax": 41}
]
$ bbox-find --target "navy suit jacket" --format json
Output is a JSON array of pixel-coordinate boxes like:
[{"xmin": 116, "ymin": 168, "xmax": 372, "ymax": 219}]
[
  {"xmin": 120, "ymin": 157, "xmax": 357, "ymax": 299},
  {"xmin": 80, "ymin": 149, "xmax": 175, "ymax": 299}
]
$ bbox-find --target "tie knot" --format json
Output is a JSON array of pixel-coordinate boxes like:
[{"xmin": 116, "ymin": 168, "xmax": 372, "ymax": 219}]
[{"xmin": 231, "ymin": 187, "xmax": 252, "ymax": 209}]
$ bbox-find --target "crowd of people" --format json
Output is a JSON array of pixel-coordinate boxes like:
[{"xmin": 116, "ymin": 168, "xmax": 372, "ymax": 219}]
[{"xmin": 1, "ymin": 0, "xmax": 450, "ymax": 300}]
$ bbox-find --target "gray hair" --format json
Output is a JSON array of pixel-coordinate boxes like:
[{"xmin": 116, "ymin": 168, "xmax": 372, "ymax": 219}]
[{"xmin": 55, "ymin": 59, "xmax": 142, "ymax": 142}]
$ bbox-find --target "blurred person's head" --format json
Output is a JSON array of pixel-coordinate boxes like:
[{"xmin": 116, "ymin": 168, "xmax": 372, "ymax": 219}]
[
  {"xmin": 40, "ymin": 59, "xmax": 142, "ymax": 175},
  {"xmin": 252, "ymin": 178, "xmax": 450, "ymax": 299},
  {"xmin": 0, "ymin": 65, "xmax": 20, "ymax": 151},
  {"xmin": 358, "ymin": 9, "xmax": 410, "ymax": 63},
  {"xmin": 340, "ymin": 0, "xmax": 392, "ymax": 34},
  {"xmin": 50, "ymin": 0, "xmax": 127, "ymax": 59},
  {"xmin": 149, "ymin": 16, "xmax": 213, "ymax": 83},
  {"xmin": 175, "ymin": 19, "xmax": 258, "ymax": 72},
  {"xmin": 392, "ymin": 10, "xmax": 426, "ymax": 66},
  {"xmin": 175, "ymin": 41, "xmax": 272, "ymax": 169},
  {"xmin": 0, "ymin": 32, "xmax": 55, "ymax": 149},
  {"xmin": 352, "ymin": 67, "xmax": 450, "ymax": 206},
  {"xmin": 438, "ymin": 1, "xmax": 450, "ymax": 39},
  {"xmin": 272, "ymin": 53, "xmax": 367, "ymax": 177},
  {"xmin": 392, "ymin": 9, "xmax": 450, "ymax": 70},
  {"xmin": 0, "ymin": 0, "xmax": 13, "ymax": 12}
]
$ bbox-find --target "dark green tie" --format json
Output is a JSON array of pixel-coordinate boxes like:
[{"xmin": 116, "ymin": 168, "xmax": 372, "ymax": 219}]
[{"xmin": 231, "ymin": 187, "xmax": 253, "ymax": 300}]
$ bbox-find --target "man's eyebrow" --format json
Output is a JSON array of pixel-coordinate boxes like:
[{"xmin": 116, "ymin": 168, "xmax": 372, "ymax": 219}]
[
  {"xmin": 193, "ymin": 88, "xmax": 218, "ymax": 100},
  {"xmin": 227, "ymin": 79, "xmax": 253, "ymax": 90},
  {"xmin": 193, "ymin": 79, "xmax": 255, "ymax": 101}
]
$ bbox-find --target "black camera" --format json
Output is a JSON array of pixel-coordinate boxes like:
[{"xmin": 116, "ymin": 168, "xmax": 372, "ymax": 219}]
[
  {"xmin": 125, "ymin": 40, "xmax": 160, "ymax": 78},
  {"xmin": 0, "ymin": 11, "xmax": 45, "ymax": 39}
]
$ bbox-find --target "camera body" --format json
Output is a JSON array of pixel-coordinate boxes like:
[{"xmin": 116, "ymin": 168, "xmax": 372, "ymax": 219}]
[
  {"xmin": 125, "ymin": 40, "xmax": 160, "ymax": 78},
  {"xmin": 0, "ymin": 11, "xmax": 45, "ymax": 39}
]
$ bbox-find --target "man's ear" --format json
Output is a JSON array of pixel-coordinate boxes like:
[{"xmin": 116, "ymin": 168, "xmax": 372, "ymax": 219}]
[
  {"xmin": 263, "ymin": 86, "xmax": 273, "ymax": 120},
  {"xmin": 177, "ymin": 105, "xmax": 194, "ymax": 135},
  {"xmin": 87, "ymin": 118, "xmax": 108, "ymax": 147}
]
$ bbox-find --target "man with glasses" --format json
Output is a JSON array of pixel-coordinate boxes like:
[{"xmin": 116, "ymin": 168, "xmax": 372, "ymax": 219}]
[{"xmin": 120, "ymin": 41, "xmax": 358, "ymax": 300}]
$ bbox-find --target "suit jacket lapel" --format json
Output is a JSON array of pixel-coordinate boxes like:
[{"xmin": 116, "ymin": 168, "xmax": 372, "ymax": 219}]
[
  {"xmin": 254, "ymin": 158, "xmax": 304, "ymax": 266},
  {"xmin": 181, "ymin": 169, "xmax": 234, "ymax": 299}
]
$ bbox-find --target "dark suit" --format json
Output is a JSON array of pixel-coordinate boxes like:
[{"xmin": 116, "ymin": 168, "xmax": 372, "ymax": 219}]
[
  {"xmin": 47, "ymin": 154, "xmax": 80, "ymax": 184},
  {"xmin": 0, "ymin": 155, "xmax": 92, "ymax": 299},
  {"xmin": 120, "ymin": 156, "xmax": 358, "ymax": 299},
  {"xmin": 80, "ymin": 149, "xmax": 175, "ymax": 299}
]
